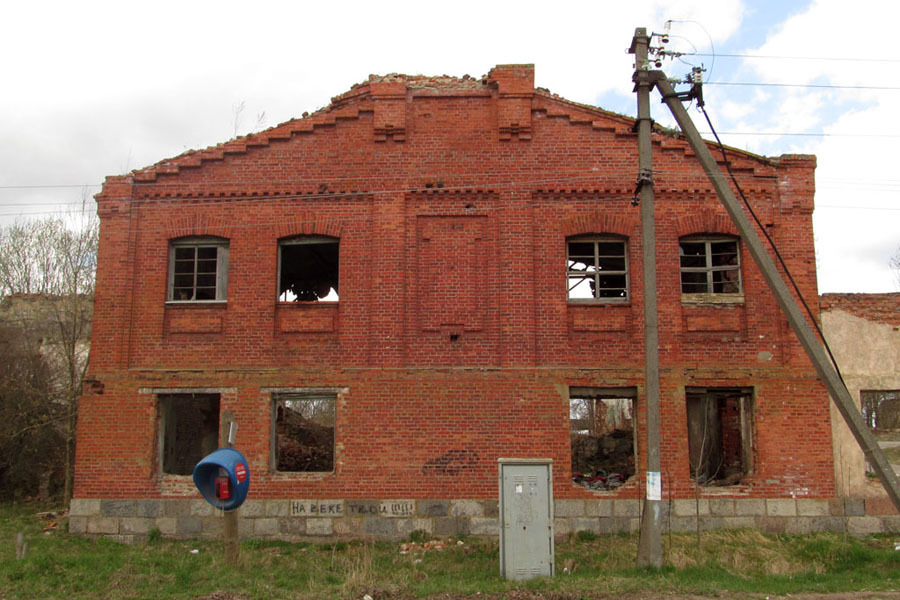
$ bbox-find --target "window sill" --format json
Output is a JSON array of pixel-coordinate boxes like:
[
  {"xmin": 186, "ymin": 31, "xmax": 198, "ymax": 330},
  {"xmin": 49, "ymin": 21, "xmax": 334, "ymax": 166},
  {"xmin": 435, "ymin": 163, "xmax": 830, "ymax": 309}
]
[
  {"xmin": 567, "ymin": 299, "xmax": 630, "ymax": 306},
  {"xmin": 681, "ymin": 293, "xmax": 744, "ymax": 306},
  {"xmin": 158, "ymin": 474, "xmax": 200, "ymax": 495},
  {"xmin": 165, "ymin": 300, "xmax": 228, "ymax": 307},
  {"xmin": 269, "ymin": 470, "xmax": 335, "ymax": 481}
]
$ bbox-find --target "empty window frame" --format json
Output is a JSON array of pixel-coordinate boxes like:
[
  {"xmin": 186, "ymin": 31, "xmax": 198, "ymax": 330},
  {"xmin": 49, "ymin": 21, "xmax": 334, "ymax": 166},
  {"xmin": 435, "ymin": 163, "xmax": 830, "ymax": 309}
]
[
  {"xmin": 569, "ymin": 387, "xmax": 636, "ymax": 490},
  {"xmin": 567, "ymin": 236, "xmax": 629, "ymax": 301},
  {"xmin": 679, "ymin": 237, "xmax": 741, "ymax": 295},
  {"xmin": 686, "ymin": 387, "xmax": 754, "ymax": 486},
  {"xmin": 168, "ymin": 238, "xmax": 229, "ymax": 301},
  {"xmin": 278, "ymin": 237, "xmax": 339, "ymax": 302},
  {"xmin": 861, "ymin": 390, "xmax": 900, "ymax": 437},
  {"xmin": 272, "ymin": 393, "xmax": 336, "ymax": 472},
  {"xmin": 158, "ymin": 393, "xmax": 220, "ymax": 476}
]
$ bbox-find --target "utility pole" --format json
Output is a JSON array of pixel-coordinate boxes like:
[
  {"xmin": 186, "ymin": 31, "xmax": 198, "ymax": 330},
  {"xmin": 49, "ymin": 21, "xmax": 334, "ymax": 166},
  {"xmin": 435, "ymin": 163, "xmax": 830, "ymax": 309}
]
[
  {"xmin": 651, "ymin": 74, "xmax": 900, "ymax": 513},
  {"xmin": 630, "ymin": 27, "xmax": 663, "ymax": 569}
]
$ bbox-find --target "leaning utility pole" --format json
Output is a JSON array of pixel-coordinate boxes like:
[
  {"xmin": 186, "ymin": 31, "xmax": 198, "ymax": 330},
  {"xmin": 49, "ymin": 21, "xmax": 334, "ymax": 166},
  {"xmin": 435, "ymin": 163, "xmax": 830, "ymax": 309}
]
[
  {"xmin": 630, "ymin": 28, "xmax": 663, "ymax": 569},
  {"xmin": 651, "ymin": 73, "xmax": 900, "ymax": 513}
]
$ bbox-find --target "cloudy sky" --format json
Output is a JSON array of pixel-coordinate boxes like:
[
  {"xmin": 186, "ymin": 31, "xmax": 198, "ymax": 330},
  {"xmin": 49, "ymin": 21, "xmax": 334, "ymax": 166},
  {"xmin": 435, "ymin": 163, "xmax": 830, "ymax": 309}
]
[{"xmin": 2, "ymin": 0, "xmax": 897, "ymax": 292}]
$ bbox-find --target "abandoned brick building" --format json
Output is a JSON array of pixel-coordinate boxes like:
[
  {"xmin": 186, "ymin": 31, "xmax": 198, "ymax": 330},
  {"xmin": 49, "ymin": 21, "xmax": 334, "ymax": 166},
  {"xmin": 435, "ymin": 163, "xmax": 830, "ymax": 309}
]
[{"xmin": 71, "ymin": 64, "xmax": 874, "ymax": 540}]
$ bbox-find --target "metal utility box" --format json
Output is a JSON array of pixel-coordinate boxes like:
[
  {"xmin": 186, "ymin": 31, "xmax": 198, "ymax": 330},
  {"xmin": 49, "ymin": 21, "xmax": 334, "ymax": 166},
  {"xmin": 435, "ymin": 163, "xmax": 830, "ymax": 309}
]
[{"xmin": 498, "ymin": 458, "xmax": 554, "ymax": 580}]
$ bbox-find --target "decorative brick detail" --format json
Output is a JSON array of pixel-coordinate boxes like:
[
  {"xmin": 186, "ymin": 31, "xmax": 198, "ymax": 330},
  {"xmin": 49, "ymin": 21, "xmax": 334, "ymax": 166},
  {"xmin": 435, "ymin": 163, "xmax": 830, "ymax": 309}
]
[
  {"xmin": 371, "ymin": 81, "xmax": 407, "ymax": 143},
  {"xmin": 489, "ymin": 65, "xmax": 534, "ymax": 141}
]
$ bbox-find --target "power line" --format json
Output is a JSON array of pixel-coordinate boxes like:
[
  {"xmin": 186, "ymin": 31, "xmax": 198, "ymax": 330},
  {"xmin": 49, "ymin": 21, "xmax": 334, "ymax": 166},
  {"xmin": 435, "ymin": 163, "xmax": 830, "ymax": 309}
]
[
  {"xmin": 705, "ymin": 81, "xmax": 900, "ymax": 91},
  {"xmin": 690, "ymin": 52, "xmax": 900, "ymax": 64},
  {"xmin": 0, "ymin": 184, "xmax": 102, "ymax": 190},
  {"xmin": 700, "ymin": 132, "xmax": 900, "ymax": 138}
]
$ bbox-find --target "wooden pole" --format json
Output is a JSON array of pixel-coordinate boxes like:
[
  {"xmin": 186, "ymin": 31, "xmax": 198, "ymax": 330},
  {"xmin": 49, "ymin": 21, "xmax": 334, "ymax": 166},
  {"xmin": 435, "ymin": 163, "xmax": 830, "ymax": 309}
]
[{"xmin": 223, "ymin": 417, "xmax": 240, "ymax": 566}]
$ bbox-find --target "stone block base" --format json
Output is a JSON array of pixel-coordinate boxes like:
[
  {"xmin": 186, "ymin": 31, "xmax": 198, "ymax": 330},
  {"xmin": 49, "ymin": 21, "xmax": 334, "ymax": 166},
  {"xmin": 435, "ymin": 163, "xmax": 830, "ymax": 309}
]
[{"xmin": 69, "ymin": 496, "xmax": 897, "ymax": 542}]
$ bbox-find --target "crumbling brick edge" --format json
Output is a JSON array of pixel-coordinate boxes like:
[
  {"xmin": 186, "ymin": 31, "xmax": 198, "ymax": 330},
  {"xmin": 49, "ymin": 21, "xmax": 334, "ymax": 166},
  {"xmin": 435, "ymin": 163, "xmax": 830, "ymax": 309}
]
[{"xmin": 68, "ymin": 497, "xmax": 900, "ymax": 544}]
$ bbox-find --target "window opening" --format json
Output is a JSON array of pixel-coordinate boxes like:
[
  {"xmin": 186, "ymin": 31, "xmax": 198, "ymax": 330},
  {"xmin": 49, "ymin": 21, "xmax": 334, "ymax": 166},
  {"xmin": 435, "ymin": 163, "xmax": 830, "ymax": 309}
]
[
  {"xmin": 168, "ymin": 238, "xmax": 228, "ymax": 301},
  {"xmin": 567, "ymin": 237, "xmax": 628, "ymax": 301},
  {"xmin": 679, "ymin": 237, "xmax": 741, "ymax": 294},
  {"xmin": 273, "ymin": 394, "xmax": 336, "ymax": 472},
  {"xmin": 686, "ymin": 387, "xmax": 754, "ymax": 486},
  {"xmin": 278, "ymin": 237, "xmax": 339, "ymax": 302},
  {"xmin": 159, "ymin": 393, "xmax": 220, "ymax": 476},
  {"xmin": 861, "ymin": 390, "xmax": 900, "ymax": 469},
  {"xmin": 570, "ymin": 387, "xmax": 636, "ymax": 490}
]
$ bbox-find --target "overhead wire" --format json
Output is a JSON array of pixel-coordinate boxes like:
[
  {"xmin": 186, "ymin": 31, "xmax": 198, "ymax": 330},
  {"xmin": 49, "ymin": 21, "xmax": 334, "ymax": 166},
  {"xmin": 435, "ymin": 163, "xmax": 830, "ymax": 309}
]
[
  {"xmin": 689, "ymin": 52, "xmax": 900, "ymax": 63},
  {"xmin": 698, "ymin": 102, "xmax": 848, "ymax": 387}
]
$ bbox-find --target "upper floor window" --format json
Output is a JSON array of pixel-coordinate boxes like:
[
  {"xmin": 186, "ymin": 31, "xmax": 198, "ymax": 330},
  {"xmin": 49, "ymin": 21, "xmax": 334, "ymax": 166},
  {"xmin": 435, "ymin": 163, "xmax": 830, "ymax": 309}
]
[
  {"xmin": 168, "ymin": 237, "xmax": 229, "ymax": 302},
  {"xmin": 278, "ymin": 236, "xmax": 339, "ymax": 302},
  {"xmin": 679, "ymin": 236, "xmax": 741, "ymax": 295},
  {"xmin": 567, "ymin": 236, "xmax": 628, "ymax": 302}
]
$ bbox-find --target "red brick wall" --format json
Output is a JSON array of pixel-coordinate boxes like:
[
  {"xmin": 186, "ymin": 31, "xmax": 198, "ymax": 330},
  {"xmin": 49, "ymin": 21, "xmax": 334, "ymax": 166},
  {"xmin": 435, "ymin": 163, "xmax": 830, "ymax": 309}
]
[{"xmin": 75, "ymin": 65, "xmax": 833, "ymax": 502}]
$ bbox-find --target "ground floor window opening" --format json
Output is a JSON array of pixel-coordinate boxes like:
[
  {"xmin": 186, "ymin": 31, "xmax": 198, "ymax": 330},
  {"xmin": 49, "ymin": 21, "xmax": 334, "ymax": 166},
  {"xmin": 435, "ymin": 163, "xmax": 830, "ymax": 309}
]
[
  {"xmin": 569, "ymin": 387, "xmax": 636, "ymax": 491},
  {"xmin": 686, "ymin": 387, "xmax": 754, "ymax": 486},
  {"xmin": 158, "ymin": 393, "xmax": 220, "ymax": 476},
  {"xmin": 861, "ymin": 390, "xmax": 900, "ymax": 471},
  {"xmin": 272, "ymin": 393, "xmax": 336, "ymax": 472}
]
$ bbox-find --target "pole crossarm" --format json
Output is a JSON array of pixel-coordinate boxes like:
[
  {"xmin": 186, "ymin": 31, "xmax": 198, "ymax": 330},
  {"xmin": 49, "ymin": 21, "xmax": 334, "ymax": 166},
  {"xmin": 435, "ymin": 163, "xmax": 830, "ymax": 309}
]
[{"xmin": 651, "ymin": 72, "xmax": 900, "ymax": 512}]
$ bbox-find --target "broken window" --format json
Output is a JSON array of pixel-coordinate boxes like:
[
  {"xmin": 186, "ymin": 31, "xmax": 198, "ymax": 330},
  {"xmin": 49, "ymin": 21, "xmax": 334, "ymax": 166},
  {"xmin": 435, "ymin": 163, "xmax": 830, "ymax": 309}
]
[
  {"xmin": 158, "ymin": 393, "xmax": 220, "ymax": 476},
  {"xmin": 679, "ymin": 237, "xmax": 741, "ymax": 295},
  {"xmin": 567, "ymin": 236, "xmax": 629, "ymax": 301},
  {"xmin": 168, "ymin": 237, "xmax": 229, "ymax": 301},
  {"xmin": 278, "ymin": 237, "xmax": 339, "ymax": 302},
  {"xmin": 570, "ymin": 387, "xmax": 636, "ymax": 490},
  {"xmin": 272, "ymin": 394, "xmax": 336, "ymax": 472},
  {"xmin": 686, "ymin": 387, "xmax": 754, "ymax": 486}
]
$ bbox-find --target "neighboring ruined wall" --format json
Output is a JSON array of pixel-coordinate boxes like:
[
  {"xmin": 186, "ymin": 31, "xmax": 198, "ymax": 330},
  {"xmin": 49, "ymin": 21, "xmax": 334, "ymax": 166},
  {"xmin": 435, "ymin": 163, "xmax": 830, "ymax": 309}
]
[{"xmin": 820, "ymin": 293, "xmax": 900, "ymax": 498}]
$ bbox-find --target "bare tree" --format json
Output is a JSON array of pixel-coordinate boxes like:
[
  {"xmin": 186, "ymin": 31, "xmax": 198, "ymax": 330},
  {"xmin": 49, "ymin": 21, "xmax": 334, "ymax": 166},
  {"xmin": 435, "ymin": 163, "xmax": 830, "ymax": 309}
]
[
  {"xmin": 891, "ymin": 245, "xmax": 900, "ymax": 291},
  {"xmin": 0, "ymin": 203, "xmax": 98, "ymax": 503}
]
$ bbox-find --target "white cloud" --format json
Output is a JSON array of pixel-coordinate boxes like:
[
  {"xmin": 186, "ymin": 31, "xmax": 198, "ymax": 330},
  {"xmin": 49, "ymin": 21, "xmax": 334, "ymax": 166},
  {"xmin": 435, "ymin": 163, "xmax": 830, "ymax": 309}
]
[{"xmin": 3, "ymin": 0, "xmax": 896, "ymax": 291}]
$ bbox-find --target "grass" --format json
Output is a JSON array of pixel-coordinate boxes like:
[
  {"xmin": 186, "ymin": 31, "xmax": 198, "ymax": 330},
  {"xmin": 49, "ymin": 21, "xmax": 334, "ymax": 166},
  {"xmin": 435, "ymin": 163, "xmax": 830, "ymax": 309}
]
[{"xmin": 2, "ymin": 503, "xmax": 900, "ymax": 599}]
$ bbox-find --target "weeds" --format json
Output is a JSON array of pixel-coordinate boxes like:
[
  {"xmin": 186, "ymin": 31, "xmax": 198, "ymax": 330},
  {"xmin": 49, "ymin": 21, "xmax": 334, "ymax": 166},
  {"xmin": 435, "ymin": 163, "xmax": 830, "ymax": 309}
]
[{"xmin": 1, "ymin": 503, "xmax": 900, "ymax": 599}]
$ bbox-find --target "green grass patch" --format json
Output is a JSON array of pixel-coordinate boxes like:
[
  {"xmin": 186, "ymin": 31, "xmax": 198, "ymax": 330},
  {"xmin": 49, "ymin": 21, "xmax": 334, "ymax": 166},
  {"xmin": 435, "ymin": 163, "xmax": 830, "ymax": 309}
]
[{"xmin": 2, "ymin": 503, "xmax": 900, "ymax": 598}]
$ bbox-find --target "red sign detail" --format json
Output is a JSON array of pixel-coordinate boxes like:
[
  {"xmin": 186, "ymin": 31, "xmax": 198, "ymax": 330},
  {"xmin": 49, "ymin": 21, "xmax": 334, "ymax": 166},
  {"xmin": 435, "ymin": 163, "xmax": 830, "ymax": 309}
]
[{"xmin": 235, "ymin": 463, "xmax": 247, "ymax": 483}]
